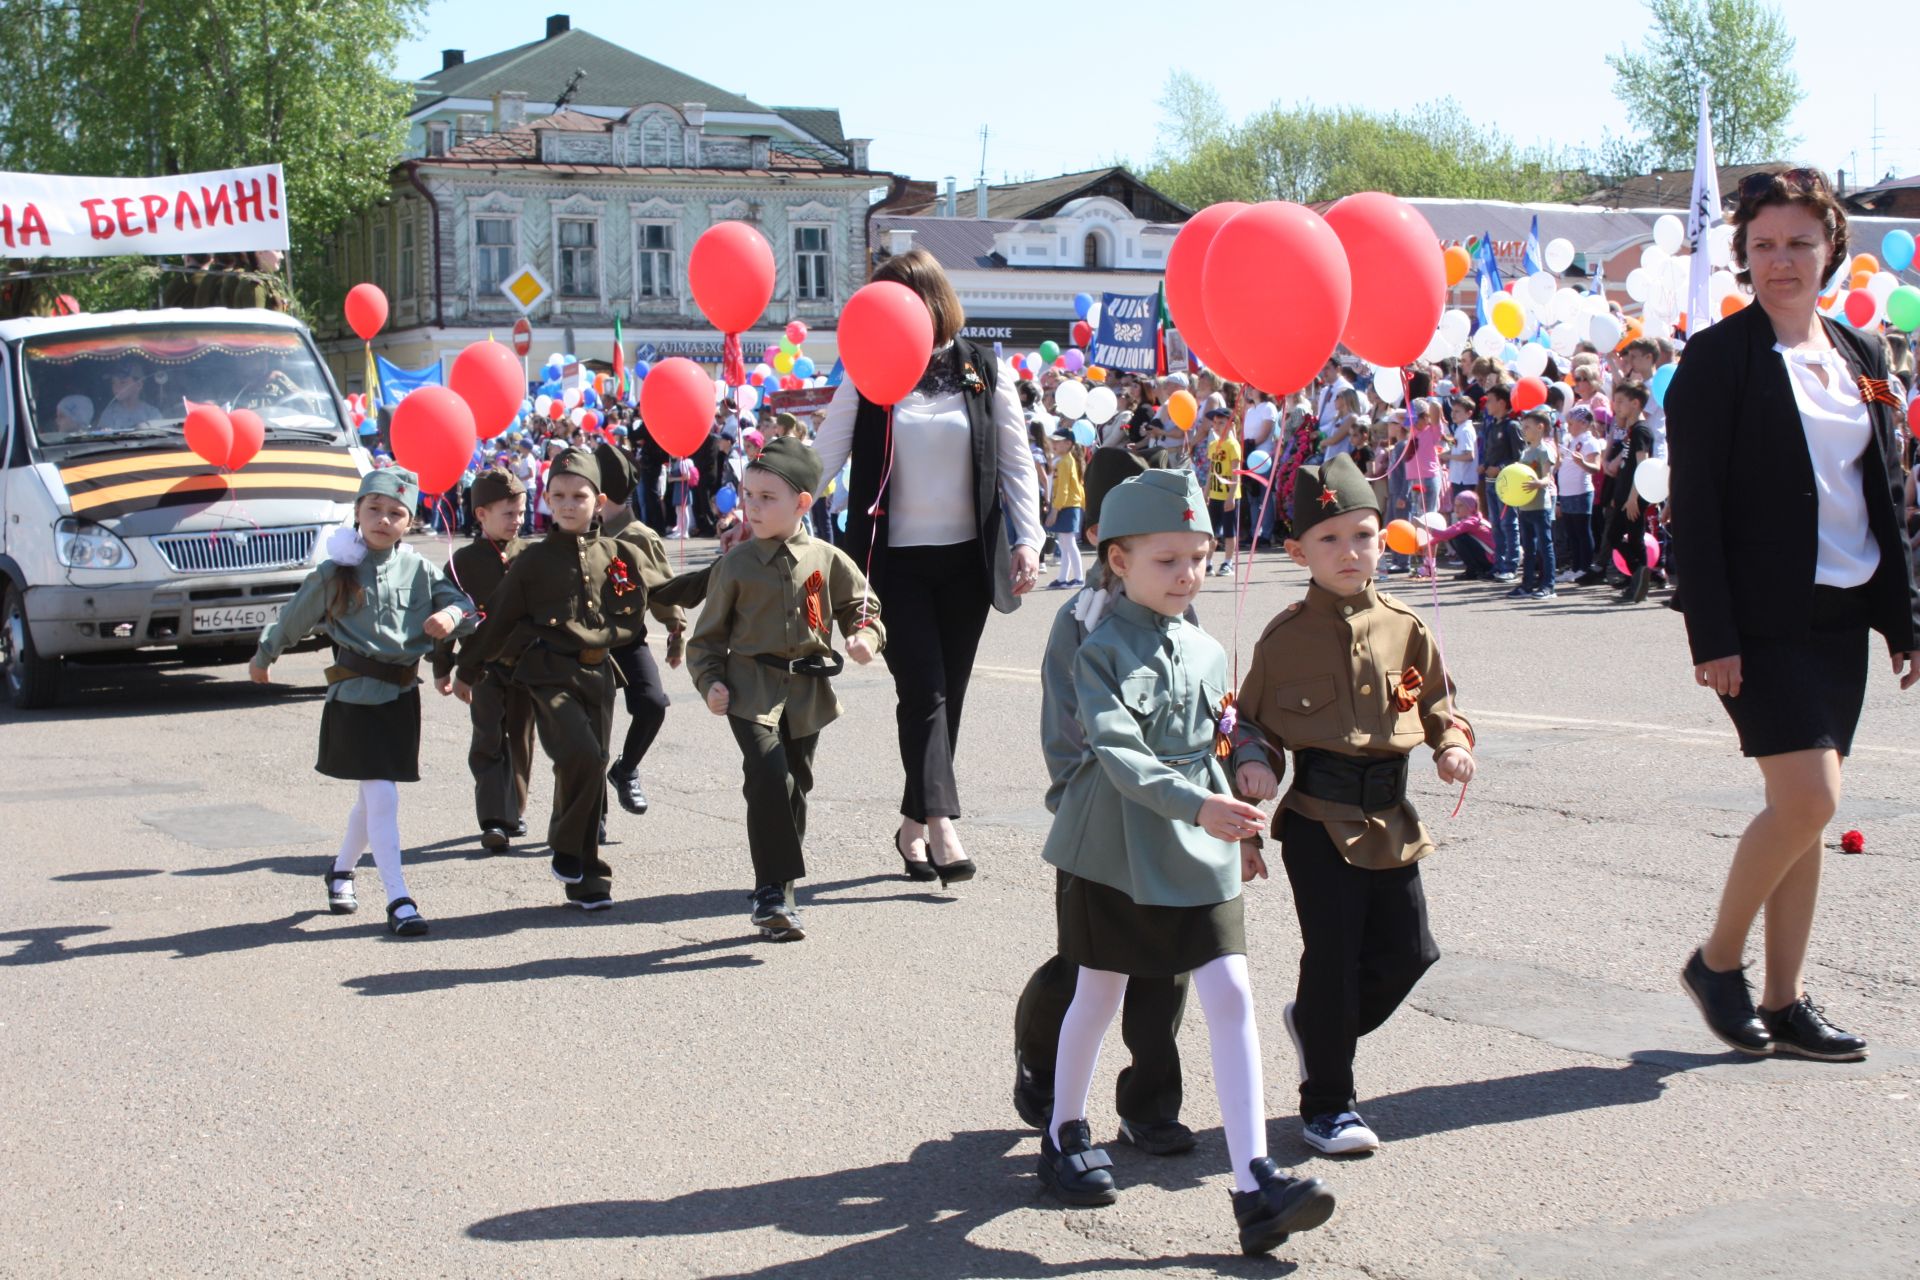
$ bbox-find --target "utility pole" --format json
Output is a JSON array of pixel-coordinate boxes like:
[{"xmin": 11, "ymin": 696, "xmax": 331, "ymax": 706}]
[{"xmin": 977, "ymin": 126, "xmax": 990, "ymax": 184}]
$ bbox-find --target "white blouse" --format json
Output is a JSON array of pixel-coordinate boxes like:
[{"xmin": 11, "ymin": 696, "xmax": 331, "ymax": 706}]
[
  {"xmin": 813, "ymin": 354, "xmax": 1045, "ymax": 551},
  {"xmin": 1775, "ymin": 344, "xmax": 1880, "ymax": 588}
]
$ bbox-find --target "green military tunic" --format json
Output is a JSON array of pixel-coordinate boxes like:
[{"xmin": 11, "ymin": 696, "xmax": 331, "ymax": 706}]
[
  {"xmin": 432, "ymin": 535, "xmax": 536, "ymax": 830},
  {"xmin": 600, "ymin": 507, "xmax": 686, "ymax": 636}
]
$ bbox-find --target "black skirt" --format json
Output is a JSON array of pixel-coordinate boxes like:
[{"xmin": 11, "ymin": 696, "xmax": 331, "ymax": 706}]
[
  {"xmin": 1719, "ymin": 585, "xmax": 1872, "ymax": 758},
  {"xmin": 1056, "ymin": 870, "xmax": 1246, "ymax": 979},
  {"xmin": 316, "ymin": 686, "xmax": 422, "ymax": 782}
]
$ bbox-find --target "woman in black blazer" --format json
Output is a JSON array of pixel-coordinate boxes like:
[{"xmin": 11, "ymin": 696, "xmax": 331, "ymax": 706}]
[{"xmin": 1667, "ymin": 167, "xmax": 1919, "ymax": 1063}]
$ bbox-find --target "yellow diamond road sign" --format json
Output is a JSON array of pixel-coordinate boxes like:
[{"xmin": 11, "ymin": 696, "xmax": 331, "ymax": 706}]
[{"xmin": 501, "ymin": 264, "xmax": 549, "ymax": 313}]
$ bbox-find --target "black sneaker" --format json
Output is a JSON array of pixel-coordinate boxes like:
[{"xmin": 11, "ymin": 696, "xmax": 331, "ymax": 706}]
[
  {"xmin": 569, "ymin": 892, "xmax": 613, "ymax": 912},
  {"xmin": 607, "ymin": 761, "xmax": 649, "ymax": 815},
  {"xmin": 1117, "ymin": 1117, "xmax": 1198, "ymax": 1156},
  {"xmin": 1037, "ymin": 1119, "xmax": 1116, "ymax": 1206},
  {"xmin": 1627, "ymin": 566, "xmax": 1651, "ymax": 603},
  {"xmin": 1680, "ymin": 948, "xmax": 1773, "ymax": 1055},
  {"xmin": 1573, "ymin": 570, "xmax": 1607, "ymax": 587},
  {"xmin": 749, "ymin": 882, "xmax": 804, "ymax": 940},
  {"xmin": 1013, "ymin": 1052, "xmax": 1052, "ymax": 1130},
  {"xmin": 1504, "ymin": 585, "xmax": 1533, "ymax": 599},
  {"xmin": 1760, "ymin": 995, "xmax": 1868, "ymax": 1062},
  {"xmin": 508, "ymin": 819, "xmax": 528, "ymax": 838},
  {"xmin": 1232, "ymin": 1157, "xmax": 1336, "ymax": 1256},
  {"xmin": 550, "ymin": 853, "xmax": 584, "ymax": 886},
  {"xmin": 479, "ymin": 823, "xmax": 510, "ymax": 852}
]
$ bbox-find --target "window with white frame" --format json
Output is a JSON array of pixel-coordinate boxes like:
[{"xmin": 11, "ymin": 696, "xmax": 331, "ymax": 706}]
[
  {"xmin": 792, "ymin": 225, "xmax": 830, "ymax": 301},
  {"xmin": 372, "ymin": 224, "xmax": 389, "ymax": 293},
  {"xmin": 398, "ymin": 220, "xmax": 416, "ymax": 300},
  {"xmin": 558, "ymin": 218, "xmax": 598, "ymax": 296},
  {"xmin": 474, "ymin": 216, "xmax": 515, "ymax": 296},
  {"xmin": 636, "ymin": 223, "xmax": 674, "ymax": 298},
  {"xmin": 426, "ymin": 123, "xmax": 449, "ymax": 157}
]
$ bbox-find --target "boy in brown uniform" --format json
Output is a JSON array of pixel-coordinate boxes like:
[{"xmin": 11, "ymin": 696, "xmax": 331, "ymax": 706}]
[
  {"xmin": 1233, "ymin": 452, "xmax": 1478, "ymax": 1156},
  {"xmin": 433, "ymin": 468, "xmax": 536, "ymax": 851},
  {"xmin": 455, "ymin": 448, "xmax": 650, "ymax": 910},
  {"xmin": 688, "ymin": 437, "xmax": 885, "ymax": 941}
]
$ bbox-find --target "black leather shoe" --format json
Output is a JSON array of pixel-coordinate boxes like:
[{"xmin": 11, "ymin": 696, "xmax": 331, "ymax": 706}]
[
  {"xmin": 508, "ymin": 819, "xmax": 528, "ymax": 838},
  {"xmin": 1038, "ymin": 1120, "xmax": 1116, "ymax": 1206},
  {"xmin": 1013, "ymin": 1052, "xmax": 1052, "ymax": 1130},
  {"xmin": 1232, "ymin": 1157, "xmax": 1335, "ymax": 1256},
  {"xmin": 385, "ymin": 897, "xmax": 429, "ymax": 938},
  {"xmin": 1681, "ymin": 948, "xmax": 1773, "ymax": 1055},
  {"xmin": 608, "ymin": 761, "xmax": 649, "ymax": 815},
  {"xmin": 1117, "ymin": 1117, "xmax": 1197, "ymax": 1156},
  {"xmin": 1761, "ymin": 995, "xmax": 1868, "ymax": 1062},
  {"xmin": 479, "ymin": 823, "xmax": 510, "ymax": 852}
]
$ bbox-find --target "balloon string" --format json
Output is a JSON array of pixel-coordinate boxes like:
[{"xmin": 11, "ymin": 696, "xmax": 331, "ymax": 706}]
[
  {"xmin": 856, "ymin": 404, "xmax": 895, "ymax": 628},
  {"xmin": 1421, "ymin": 534, "xmax": 1469, "ymax": 819}
]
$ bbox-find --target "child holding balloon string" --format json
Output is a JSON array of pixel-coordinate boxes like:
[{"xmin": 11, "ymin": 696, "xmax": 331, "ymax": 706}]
[{"xmin": 1046, "ymin": 426, "xmax": 1087, "ymax": 588}]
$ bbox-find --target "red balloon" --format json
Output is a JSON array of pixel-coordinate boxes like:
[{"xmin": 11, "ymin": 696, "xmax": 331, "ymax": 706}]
[
  {"xmin": 785, "ymin": 321, "xmax": 809, "ymax": 345},
  {"xmin": 449, "ymin": 341, "xmax": 526, "ymax": 440},
  {"xmin": 1202, "ymin": 202, "xmax": 1351, "ymax": 395},
  {"xmin": 343, "ymin": 283, "xmax": 388, "ymax": 341},
  {"xmin": 838, "ymin": 280, "xmax": 935, "ymax": 405},
  {"xmin": 183, "ymin": 401, "xmax": 233, "ymax": 470},
  {"xmin": 579, "ymin": 409, "xmax": 600, "ymax": 432},
  {"xmin": 1843, "ymin": 290, "xmax": 1878, "ymax": 328},
  {"xmin": 639, "ymin": 357, "xmax": 716, "ymax": 458},
  {"xmin": 1165, "ymin": 201, "xmax": 1250, "ymax": 384},
  {"xmin": 226, "ymin": 408, "xmax": 265, "ymax": 471},
  {"xmin": 749, "ymin": 372, "xmax": 765, "ymax": 387},
  {"xmin": 1324, "ymin": 192, "xmax": 1446, "ymax": 367},
  {"xmin": 1071, "ymin": 320, "xmax": 1093, "ymax": 347},
  {"xmin": 689, "ymin": 222, "xmax": 775, "ymax": 333},
  {"xmin": 1909, "ymin": 397, "xmax": 1920, "ymax": 431},
  {"xmin": 1018, "ymin": 366, "xmax": 1034, "ymax": 380},
  {"xmin": 390, "ymin": 385, "xmax": 477, "ymax": 494},
  {"xmin": 548, "ymin": 400, "xmax": 565, "ymax": 420},
  {"xmin": 1512, "ymin": 376, "xmax": 1548, "ymax": 411}
]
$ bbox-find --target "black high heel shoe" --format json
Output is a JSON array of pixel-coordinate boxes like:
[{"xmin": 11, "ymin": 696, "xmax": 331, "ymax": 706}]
[
  {"xmin": 927, "ymin": 827, "xmax": 976, "ymax": 887},
  {"xmin": 896, "ymin": 827, "xmax": 938, "ymax": 882}
]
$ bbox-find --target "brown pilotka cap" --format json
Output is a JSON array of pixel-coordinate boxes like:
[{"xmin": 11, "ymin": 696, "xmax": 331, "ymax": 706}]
[{"xmin": 470, "ymin": 467, "xmax": 525, "ymax": 509}]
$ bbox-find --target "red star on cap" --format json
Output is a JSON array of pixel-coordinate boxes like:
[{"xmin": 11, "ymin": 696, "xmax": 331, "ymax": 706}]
[
  {"xmin": 1318, "ymin": 488, "xmax": 1339, "ymax": 508},
  {"xmin": 1182, "ymin": 507, "xmax": 1196, "ymax": 522}
]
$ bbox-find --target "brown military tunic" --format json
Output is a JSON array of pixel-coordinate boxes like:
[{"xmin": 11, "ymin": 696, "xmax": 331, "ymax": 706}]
[
  {"xmin": 1235, "ymin": 580, "xmax": 1474, "ymax": 869},
  {"xmin": 599, "ymin": 507, "xmax": 685, "ymax": 635},
  {"xmin": 432, "ymin": 536, "xmax": 536, "ymax": 830}
]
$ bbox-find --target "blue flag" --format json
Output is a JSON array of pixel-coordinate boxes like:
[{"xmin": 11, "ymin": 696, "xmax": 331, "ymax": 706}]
[
  {"xmin": 1472, "ymin": 233, "xmax": 1504, "ymax": 330},
  {"xmin": 1521, "ymin": 215, "xmax": 1545, "ymax": 279},
  {"xmin": 374, "ymin": 354, "xmax": 444, "ymax": 408}
]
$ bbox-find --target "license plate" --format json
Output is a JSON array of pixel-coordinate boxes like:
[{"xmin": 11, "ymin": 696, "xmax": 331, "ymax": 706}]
[{"xmin": 193, "ymin": 602, "xmax": 282, "ymax": 634}]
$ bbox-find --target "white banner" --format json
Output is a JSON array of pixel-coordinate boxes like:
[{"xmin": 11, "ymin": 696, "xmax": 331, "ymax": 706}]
[{"xmin": 0, "ymin": 164, "xmax": 288, "ymax": 259}]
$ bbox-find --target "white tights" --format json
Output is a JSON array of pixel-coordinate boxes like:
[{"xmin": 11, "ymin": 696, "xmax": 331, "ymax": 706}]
[
  {"xmin": 1055, "ymin": 533, "xmax": 1084, "ymax": 583},
  {"xmin": 1050, "ymin": 954, "xmax": 1267, "ymax": 1192},
  {"xmin": 333, "ymin": 781, "xmax": 413, "ymax": 912}
]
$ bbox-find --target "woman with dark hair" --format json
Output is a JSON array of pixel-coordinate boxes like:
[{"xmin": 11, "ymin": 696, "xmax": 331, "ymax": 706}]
[
  {"xmin": 1667, "ymin": 167, "xmax": 1920, "ymax": 1061},
  {"xmin": 815, "ymin": 248, "xmax": 1044, "ymax": 882}
]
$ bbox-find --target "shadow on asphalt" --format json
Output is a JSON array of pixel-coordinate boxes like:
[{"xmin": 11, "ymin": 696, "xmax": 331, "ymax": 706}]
[
  {"xmin": 464, "ymin": 1128, "xmax": 1299, "ymax": 1277},
  {"xmin": 0, "ymin": 668, "xmax": 324, "ymax": 722},
  {"xmin": 171, "ymin": 833, "xmax": 512, "ymax": 879},
  {"xmin": 342, "ymin": 934, "xmax": 763, "ymax": 996}
]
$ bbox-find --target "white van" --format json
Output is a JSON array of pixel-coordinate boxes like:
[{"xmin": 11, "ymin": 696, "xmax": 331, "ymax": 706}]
[{"xmin": 0, "ymin": 307, "xmax": 366, "ymax": 707}]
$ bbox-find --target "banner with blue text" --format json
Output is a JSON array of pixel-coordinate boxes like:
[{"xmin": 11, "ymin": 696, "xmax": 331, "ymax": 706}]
[{"xmin": 1089, "ymin": 292, "xmax": 1158, "ymax": 373}]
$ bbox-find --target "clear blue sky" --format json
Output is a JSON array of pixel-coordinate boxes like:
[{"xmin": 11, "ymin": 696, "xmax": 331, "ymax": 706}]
[{"xmin": 393, "ymin": 0, "xmax": 1905, "ymax": 190}]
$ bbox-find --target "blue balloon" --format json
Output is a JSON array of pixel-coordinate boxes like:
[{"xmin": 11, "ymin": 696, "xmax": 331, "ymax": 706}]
[
  {"xmin": 634, "ymin": 360, "xmax": 651, "ymax": 380},
  {"xmin": 792, "ymin": 356, "xmax": 816, "ymax": 379},
  {"xmin": 358, "ymin": 421, "xmax": 379, "ymax": 436},
  {"xmin": 1248, "ymin": 449, "xmax": 1272, "ymax": 474},
  {"xmin": 715, "ymin": 485, "xmax": 738, "ymax": 515},
  {"xmin": 1071, "ymin": 422, "xmax": 1095, "ymax": 446},
  {"xmin": 1883, "ymin": 229, "xmax": 1916, "ymax": 274},
  {"xmin": 836, "ymin": 509, "xmax": 847, "ymax": 532},
  {"xmin": 539, "ymin": 380, "xmax": 562, "ymax": 399},
  {"xmin": 582, "ymin": 388, "xmax": 599, "ymax": 408},
  {"xmin": 1649, "ymin": 363, "xmax": 1676, "ymax": 406},
  {"xmin": 1073, "ymin": 292, "xmax": 1093, "ymax": 319}
]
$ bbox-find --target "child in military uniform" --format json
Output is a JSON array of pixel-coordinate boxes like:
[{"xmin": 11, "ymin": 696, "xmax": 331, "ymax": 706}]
[
  {"xmin": 1036, "ymin": 469, "xmax": 1335, "ymax": 1259},
  {"xmin": 1233, "ymin": 451, "xmax": 1477, "ymax": 1156},
  {"xmin": 455, "ymin": 448, "xmax": 649, "ymax": 910},
  {"xmin": 431, "ymin": 467, "xmax": 536, "ymax": 851},
  {"xmin": 688, "ymin": 436, "xmax": 884, "ymax": 942},
  {"xmin": 251, "ymin": 468, "xmax": 475, "ymax": 937}
]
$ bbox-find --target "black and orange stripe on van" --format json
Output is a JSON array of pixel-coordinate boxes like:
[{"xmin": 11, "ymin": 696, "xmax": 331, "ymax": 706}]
[{"xmin": 58, "ymin": 444, "xmax": 363, "ymax": 518}]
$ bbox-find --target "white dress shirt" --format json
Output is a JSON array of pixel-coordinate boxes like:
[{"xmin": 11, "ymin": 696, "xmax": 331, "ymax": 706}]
[{"xmin": 1775, "ymin": 344, "xmax": 1879, "ymax": 589}]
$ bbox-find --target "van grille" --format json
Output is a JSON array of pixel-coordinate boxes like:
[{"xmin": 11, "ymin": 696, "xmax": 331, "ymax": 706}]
[{"xmin": 152, "ymin": 526, "xmax": 320, "ymax": 575}]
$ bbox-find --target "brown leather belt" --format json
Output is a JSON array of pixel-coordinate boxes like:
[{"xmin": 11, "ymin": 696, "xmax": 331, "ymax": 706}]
[
  {"xmin": 325, "ymin": 647, "xmax": 420, "ymax": 687},
  {"xmin": 578, "ymin": 647, "xmax": 609, "ymax": 666}
]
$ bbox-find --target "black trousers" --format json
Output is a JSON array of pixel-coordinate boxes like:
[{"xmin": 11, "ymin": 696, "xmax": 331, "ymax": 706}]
[
  {"xmin": 1280, "ymin": 809, "xmax": 1439, "ymax": 1119},
  {"xmin": 1014, "ymin": 954, "xmax": 1189, "ymax": 1125},
  {"xmin": 467, "ymin": 666, "xmax": 535, "ymax": 828},
  {"xmin": 1604, "ymin": 503, "xmax": 1649, "ymax": 574},
  {"xmin": 610, "ymin": 638, "xmax": 669, "ymax": 771},
  {"xmin": 524, "ymin": 662, "xmax": 616, "ymax": 897},
  {"xmin": 638, "ymin": 461, "xmax": 667, "ymax": 532},
  {"xmin": 728, "ymin": 711, "xmax": 818, "ymax": 887},
  {"xmin": 879, "ymin": 541, "xmax": 992, "ymax": 822}
]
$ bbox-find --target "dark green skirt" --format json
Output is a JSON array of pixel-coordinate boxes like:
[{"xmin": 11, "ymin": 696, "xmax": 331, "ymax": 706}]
[
  {"xmin": 316, "ymin": 687, "xmax": 421, "ymax": 782},
  {"xmin": 1056, "ymin": 870, "xmax": 1245, "ymax": 978}
]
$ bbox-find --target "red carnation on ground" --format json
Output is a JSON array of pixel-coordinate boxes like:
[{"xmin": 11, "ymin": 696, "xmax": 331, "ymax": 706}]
[{"xmin": 1840, "ymin": 830, "xmax": 1865, "ymax": 854}]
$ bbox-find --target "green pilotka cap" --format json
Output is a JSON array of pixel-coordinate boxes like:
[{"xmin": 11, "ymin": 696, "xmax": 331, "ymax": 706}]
[
  {"xmin": 746, "ymin": 434, "xmax": 823, "ymax": 497},
  {"xmin": 1096, "ymin": 469, "xmax": 1212, "ymax": 540},
  {"xmin": 548, "ymin": 446, "xmax": 602, "ymax": 494},
  {"xmin": 592, "ymin": 440, "xmax": 637, "ymax": 505},
  {"xmin": 1289, "ymin": 452, "xmax": 1380, "ymax": 537},
  {"xmin": 469, "ymin": 467, "xmax": 525, "ymax": 509},
  {"xmin": 357, "ymin": 466, "xmax": 419, "ymax": 510}
]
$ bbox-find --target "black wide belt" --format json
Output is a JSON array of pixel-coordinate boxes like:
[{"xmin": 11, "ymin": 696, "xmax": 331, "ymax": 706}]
[
  {"xmin": 325, "ymin": 647, "xmax": 419, "ymax": 687},
  {"xmin": 1293, "ymin": 749, "xmax": 1408, "ymax": 812},
  {"xmin": 754, "ymin": 651, "xmax": 846, "ymax": 678}
]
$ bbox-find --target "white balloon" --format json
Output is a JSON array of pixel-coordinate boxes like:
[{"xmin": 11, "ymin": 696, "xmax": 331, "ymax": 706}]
[
  {"xmin": 562, "ymin": 387, "xmax": 582, "ymax": 409},
  {"xmin": 1084, "ymin": 385, "xmax": 1119, "ymax": 425},
  {"xmin": 1641, "ymin": 317, "xmax": 1673, "ymax": 342},
  {"xmin": 533, "ymin": 394, "xmax": 552, "ymax": 415},
  {"xmin": 1625, "ymin": 268, "xmax": 1653, "ymax": 303},
  {"xmin": 1551, "ymin": 287, "xmax": 1582, "ymax": 325},
  {"xmin": 1653, "ymin": 214, "xmax": 1685, "ymax": 255},
  {"xmin": 1516, "ymin": 344, "xmax": 1551, "ymax": 379},
  {"xmin": 1589, "ymin": 313, "xmax": 1624, "ymax": 351},
  {"xmin": 1439, "ymin": 308, "xmax": 1472, "ymax": 347},
  {"xmin": 1422, "ymin": 329, "xmax": 1455, "ymax": 362},
  {"xmin": 1581, "ymin": 293, "xmax": 1612, "ymax": 318},
  {"xmin": 1549, "ymin": 323, "xmax": 1580, "ymax": 356},
  {"xmin": 1053, "ymin": 380, "xmax": 1088, "ymax": 420},
  {"xmin": 1634, "ymin": 457, "xmax": 1671, "ymax": 504},
  {"xmin": 1869, "ymin": 271, "xmax": 1900, "ymax": 302},
  {"xmin": 1709, "ymin": 223, "xmax": 1735, "ymax": 268},
  {"xmin": 1471, "ymin": 324, "xmax": 1507, "ymax": 357},
  {"xmin": 1373, "ymin": 368, "xmax": 1403, "ymax": 404},
  {"xmin": 1709, "ymin": 270, "xmax": 1737, "ymax": 306},
  {"xmin": 1544, "ymin": 237, "xmax": 1576, "ymax": 274},
  {"xmin": 735, "ymin": 384, "xmax": 759, "ymax": 413},
  {"xmin": 1640, "ymin": 243, "xmax": 1669, "ymax": 272},
  {"xmin": 1526, "ymin": 271, "xmax": 1557, "ymax": 307}
]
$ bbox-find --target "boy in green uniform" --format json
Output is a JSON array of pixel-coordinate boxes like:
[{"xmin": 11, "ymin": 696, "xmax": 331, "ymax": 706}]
[
  {"xmin": 432, "ymin": 468, "xmax": 536, "ymax": 851},
  {"xmin": 455, "ymin": 448, "xmax": 649, "ymax": 910},
  {"xmin": 688, "ymin": 437, "xmax": 885, "ymax": 941},
  {"xmin": 1233, "ymin": 452, "xmax": 1478, "ymax": 1156}
]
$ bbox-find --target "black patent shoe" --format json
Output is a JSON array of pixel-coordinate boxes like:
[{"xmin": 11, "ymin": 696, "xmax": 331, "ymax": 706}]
[
  {"xmin": 324, "ymin": 869, "xmax": 357, "ymax": 915},
  {"xmin": 508, "ymin": 819, "xmax": 528, "ymax": 838},
  {"xmin": 479, "ymin": 823, "xmax": 510, "ymax": 852},
  {"xmin": 1013, "ymin": 1052, "xmax": 1052, "ymax": 1130},
  {"xmin": 896, "ymin": 826, "xmax": 938, "ymax": 882},
  {"xmin": 1117, "ymin": 1117, "xmax": 1198, "ymax": 1156},
  {"xmin": 1681, "ymin": 948, "xmax": 1773, "ymax": 1056},
  {"xmin": 386, "ymin": 897, "xmax": 429, "ymax": 937},
  {"xmin": 1761, "ymin": 995, "xmax": 1868, "ymax": 1062},
  {"xmin": 608, "ymin": 761, "xmax": 649, "ymax": 815},
  {"xmin": 1038, "ymin": 1120, "xmax": 1116, "ymax": 1206},
  {"xmin": 1232, "ymin": 1157, "xmax": 1336, "ymax": 1256}
]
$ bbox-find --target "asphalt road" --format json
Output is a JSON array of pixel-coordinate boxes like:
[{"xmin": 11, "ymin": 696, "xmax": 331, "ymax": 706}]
[{"xmin": 4, "ymin": 539, "xmax": 1917, "ymax": 1279}]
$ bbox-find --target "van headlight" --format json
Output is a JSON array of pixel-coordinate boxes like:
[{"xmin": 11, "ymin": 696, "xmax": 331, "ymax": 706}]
[{"xmin": 55, "ymin": 517, "xmax": 136, "ymax": 569}]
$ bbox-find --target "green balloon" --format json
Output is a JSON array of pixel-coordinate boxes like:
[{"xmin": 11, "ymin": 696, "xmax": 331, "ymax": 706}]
[
  {"xmin": 1887, "ymin": 285, "xmax": 1920, "ymax": 333},
  {"xmin": 1038, "ymin": 340, "xmax": 1061, "ymax": 363},
  {"xmin": 779, "ymin": 336, "xmax": 799, "ymax": 356}
]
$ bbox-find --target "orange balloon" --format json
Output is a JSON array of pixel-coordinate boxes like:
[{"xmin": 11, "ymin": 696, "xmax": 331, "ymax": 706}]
[
  {"xmin": 1443, "ymin": 245, "xmax": 1472, "ymax": 287},
  {"xmin": 1086, "ymin": 366, "xmax": 1107, "ymax": 382},
  {"xmin": 1617, "ymin": 318, "xmax": 1642, "ymax": 352},
  {"xmin": 1167, "ymin": 389, "xmax": 1198, "ymax": 431},
  {"xmin": 1852, "ymin": 253, "xmax": 1879, "ymax": 278},
  {"xmin": 1383, "ymin": 519, "xmax": 1423, "ymax": 555},
  {"xmin": 1850, "ymin": 270, "xmax": 1873, "ymax": 291},
  {"xmin": 1719, "ymin": 293, "xmax": 1748, "ymax": 318}
]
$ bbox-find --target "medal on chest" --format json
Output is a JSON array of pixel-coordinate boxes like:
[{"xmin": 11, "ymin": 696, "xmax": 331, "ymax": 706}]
[{"xmin": 607, "ymin": 557, "xmax": 636, "ymax": 596}]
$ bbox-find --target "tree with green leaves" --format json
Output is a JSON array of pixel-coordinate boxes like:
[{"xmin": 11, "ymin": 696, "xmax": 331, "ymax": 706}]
[
  {"xmin": 1606, "ymin": 0, "xmax": 1803, "ymax": 168},
  {"xmin": 0, "ymin": 0, "xmax": 421, "ymax": 315}
]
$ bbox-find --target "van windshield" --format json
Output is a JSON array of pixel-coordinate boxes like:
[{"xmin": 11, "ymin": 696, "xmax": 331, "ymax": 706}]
[{"xmin": 21, "ymin": 322, "xmax": 347, "ymax": 455}]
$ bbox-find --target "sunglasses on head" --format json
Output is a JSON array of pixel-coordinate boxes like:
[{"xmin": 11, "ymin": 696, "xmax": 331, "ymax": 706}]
[{"xmin": 1738, "ymin": 167, "xmax": 1829, "ymax": 200}]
